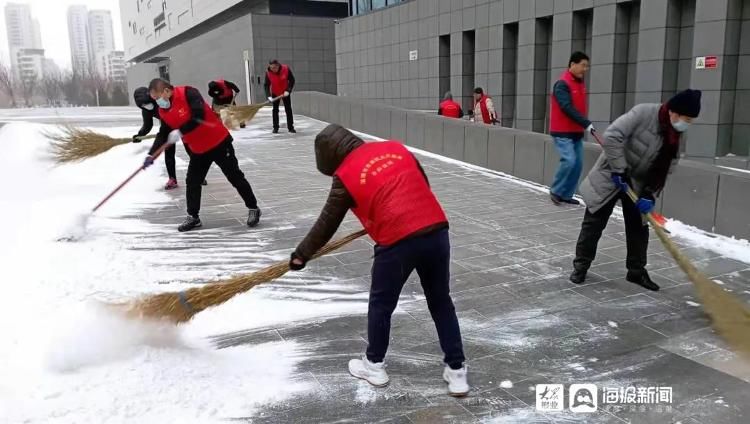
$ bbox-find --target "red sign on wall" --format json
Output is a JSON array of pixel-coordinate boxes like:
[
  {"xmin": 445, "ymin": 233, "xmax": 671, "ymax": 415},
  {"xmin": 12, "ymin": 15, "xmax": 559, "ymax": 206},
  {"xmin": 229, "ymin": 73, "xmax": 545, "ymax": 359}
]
[{"xmin": 705, "ymin": 56, "xmax": 718, "ymax": 68}]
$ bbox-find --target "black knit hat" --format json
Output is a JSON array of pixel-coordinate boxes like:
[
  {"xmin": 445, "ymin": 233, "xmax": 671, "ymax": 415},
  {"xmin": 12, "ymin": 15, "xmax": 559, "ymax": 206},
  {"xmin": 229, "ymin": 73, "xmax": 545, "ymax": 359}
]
[
  {"xmin": 667, "ymin": 89, "xmax": 702, "ymax": 118},
  {"xmin": 133, "ymin": 87, "xmax": 151, "ymax": 108}
]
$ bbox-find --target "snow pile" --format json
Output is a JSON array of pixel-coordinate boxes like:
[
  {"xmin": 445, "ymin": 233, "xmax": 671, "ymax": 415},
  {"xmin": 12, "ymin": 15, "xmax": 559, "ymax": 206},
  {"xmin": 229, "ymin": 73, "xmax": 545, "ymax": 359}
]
[
  {"xmin": 665, "ymin": 219, "xmax": 750, "ymax": 264},
  {"xmin": 0, "ymin": 121, "xmax": 357, "ymax": 423}
]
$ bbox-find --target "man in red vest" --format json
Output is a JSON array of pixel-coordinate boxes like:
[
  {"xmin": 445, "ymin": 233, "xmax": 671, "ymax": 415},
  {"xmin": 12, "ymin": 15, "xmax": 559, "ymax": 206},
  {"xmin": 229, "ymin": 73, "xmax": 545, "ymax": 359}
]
[
  {"xmin": 208, "ymin": 79, "xmax": 244, "ymax": 128},
  {"xmin": 264, "ymin": 59, "xmax": 296, "ymax": 134},
  {"xmin": 145, "ymin": 78, "xmax": 261, "ymax": 232},
  {"xmin": 288, "ymin": 124, "xmax": 469, "ymax": 397},
  {"xmin": 438, "ymin": 91, "xmax": 463, "ymax": 119},
  {"xmin": 549, "ymin": 51, "xmax": 594, "ymax": 206},
  {"xmin": 472, "ymin": 87, "xmax": 497, "ymax": 125}
]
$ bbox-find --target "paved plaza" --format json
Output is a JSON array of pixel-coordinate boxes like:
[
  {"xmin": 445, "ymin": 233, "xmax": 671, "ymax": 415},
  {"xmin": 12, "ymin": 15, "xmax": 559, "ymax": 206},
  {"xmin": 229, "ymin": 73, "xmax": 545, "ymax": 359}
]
[{"xmin": 63, "ymin": 108, "xmax": 750, "ymax": 423}]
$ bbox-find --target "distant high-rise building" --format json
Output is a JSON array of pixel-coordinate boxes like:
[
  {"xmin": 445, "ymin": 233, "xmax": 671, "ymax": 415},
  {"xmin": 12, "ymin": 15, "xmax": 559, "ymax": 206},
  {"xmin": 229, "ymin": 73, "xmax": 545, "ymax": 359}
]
[
  {"xmin": 4, "ymin": 3, "xmax": 45, "ymax": 81},
  {"xmin": 67, "ymin": 5, "xmax": 91, "ymax": 74},
  {"xmin": 104, "ymin": 50, "xmax": 126, "ymax": 82},
  {"xmin": 88, "ymin": 10, "xmax": 116, "ymax": 78}
]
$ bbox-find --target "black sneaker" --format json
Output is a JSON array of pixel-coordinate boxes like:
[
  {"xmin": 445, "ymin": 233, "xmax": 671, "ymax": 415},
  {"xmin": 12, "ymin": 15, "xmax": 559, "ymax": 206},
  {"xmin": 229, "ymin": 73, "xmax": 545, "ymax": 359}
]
[
  {"xmin": 562, "ymin": 198, "xmax": 581, "ymax": 205},
  {"xmin": 550, "ymin": 193, "xmax": 563, "ymax": 205},
  {"xmin": 178, "ymin": 215, "xmax": 202, "ymax": 232},
  {"xmin": 272, "ymin": 128, "xmax": 279, "ymax": 134},
  {"xmin": 288, "ymin": 127, "xmax": 297, "ymax": 133},
  {"xmin": 626, "ymin": 270, "xmax": 660, "ymax": 291},
  {"xmin": 570, "ymin": 269, "xmax": 587, "ymax": 284},
  {"xmin": 239, "ymin": 122, "xmax": 246, "ymax": 129},
  {"xmin": 247, "ymin": 208, "xmax": 262, "ymax": 227}
]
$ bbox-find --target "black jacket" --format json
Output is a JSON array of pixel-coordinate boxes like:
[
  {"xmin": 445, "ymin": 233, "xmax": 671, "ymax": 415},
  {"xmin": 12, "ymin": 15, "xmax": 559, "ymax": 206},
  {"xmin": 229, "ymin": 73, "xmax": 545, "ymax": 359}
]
[{"xmin": 208, "ymin": 80, "xmax": 240, "ymax": 104}]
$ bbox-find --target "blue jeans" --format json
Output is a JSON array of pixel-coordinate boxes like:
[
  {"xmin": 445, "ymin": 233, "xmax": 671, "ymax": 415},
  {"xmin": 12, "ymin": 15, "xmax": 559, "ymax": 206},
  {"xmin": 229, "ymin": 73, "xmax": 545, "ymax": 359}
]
[
  {"xmin": 550, "ymin": 136, "xmax": 584, "ymax": 200},
  {"xmin": 366, "ymin": 228, "xmax": 465, "ymax": 369}
]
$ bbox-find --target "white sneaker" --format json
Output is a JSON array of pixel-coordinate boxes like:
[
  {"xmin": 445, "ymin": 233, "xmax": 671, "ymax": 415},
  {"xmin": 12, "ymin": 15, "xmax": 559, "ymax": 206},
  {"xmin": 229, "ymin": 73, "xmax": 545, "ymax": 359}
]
[
  {"xmin": 348, "ymin": 356, "xmax": 389, "ymax": 387},
  {"xmin": 443, "ymin": 365, "xmax": 470, "ymax": 397}
]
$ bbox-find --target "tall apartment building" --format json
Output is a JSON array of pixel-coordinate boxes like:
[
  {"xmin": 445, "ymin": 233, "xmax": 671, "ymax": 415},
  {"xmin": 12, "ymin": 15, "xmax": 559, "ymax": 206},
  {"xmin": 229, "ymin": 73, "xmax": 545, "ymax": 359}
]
[
  {"xmin": 4, "ymin": 3, "xmax": 45, "ymax": 81},
  {"xmin": 67, "ymin": 5, "xmax": 91, "ymax": 74}
]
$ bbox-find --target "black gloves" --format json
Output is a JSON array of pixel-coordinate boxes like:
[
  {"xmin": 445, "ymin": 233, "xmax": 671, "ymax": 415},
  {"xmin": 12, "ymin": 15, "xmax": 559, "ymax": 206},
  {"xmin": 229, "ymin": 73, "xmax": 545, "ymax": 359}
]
[
  {"xmin": 289, "ymin": 251, "xmax": 307, "ymax": 271},
  {"xmin": 132, "ymin": 134, "xmax": 142, "ymax": 143}
]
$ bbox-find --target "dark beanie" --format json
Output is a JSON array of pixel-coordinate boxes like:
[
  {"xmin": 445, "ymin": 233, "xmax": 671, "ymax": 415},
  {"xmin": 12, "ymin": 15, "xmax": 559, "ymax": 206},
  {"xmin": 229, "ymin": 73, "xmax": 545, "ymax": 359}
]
[
  {"xmin": 133, "ymin": 87, "xmax": 151, "ymax": 108},
  {"xmin": 667, "ymin": 89, "xmax": 702, "ymax": 118}
]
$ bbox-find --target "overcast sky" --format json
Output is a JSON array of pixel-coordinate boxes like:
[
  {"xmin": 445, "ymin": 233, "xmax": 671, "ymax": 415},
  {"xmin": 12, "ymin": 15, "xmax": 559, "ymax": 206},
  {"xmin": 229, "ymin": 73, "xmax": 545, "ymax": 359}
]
[{"xmin": 0, "ymin": 0, "xmax": 123, "ymax": 69}]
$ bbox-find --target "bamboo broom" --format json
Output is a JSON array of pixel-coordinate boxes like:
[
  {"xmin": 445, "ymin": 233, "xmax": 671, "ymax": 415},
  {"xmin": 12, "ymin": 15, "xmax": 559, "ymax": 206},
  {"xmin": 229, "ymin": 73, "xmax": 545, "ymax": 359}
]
[
  {"xmin": 117, "ymin": 229, "xmax": 367, "ymax": 324},
  {"xmin": 220, "ymin": 96, "xmax": 282, "ymax": 129},
  {"xmin": 626, "ymin": 187, "xmax": 750, "ymax": 358},
  {"xmin": 45, "ymin": 125, "xmax": 156, "ymax": 163}
]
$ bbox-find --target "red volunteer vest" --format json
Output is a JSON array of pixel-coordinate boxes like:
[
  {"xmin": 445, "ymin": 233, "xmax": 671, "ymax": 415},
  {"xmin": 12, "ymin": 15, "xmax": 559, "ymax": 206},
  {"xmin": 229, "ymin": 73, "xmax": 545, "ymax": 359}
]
[
  {"xmin": 440, "ymin": 99, "xmax": 462, "ymax": 118},
  {"xmin": 550, "ymin": 70, "xmax": 587, "ymax": 133},
  {"xmin": 266, "ymin": 65, "xmax": 290, "ymax": 97},
  {"xmin": 158, "ymin": 86, "xmax": 229, "ymax": 154},
  {"xmin": 335, "ymin": 141, "xmax": 448, "ymax": 246},
  {"xmin": 475, "ymin": 95, "xmax": 492, "ymax": 124},
  {"xmin": 215, "ymin": 79, "xmax": 233, "ymax": 100}
]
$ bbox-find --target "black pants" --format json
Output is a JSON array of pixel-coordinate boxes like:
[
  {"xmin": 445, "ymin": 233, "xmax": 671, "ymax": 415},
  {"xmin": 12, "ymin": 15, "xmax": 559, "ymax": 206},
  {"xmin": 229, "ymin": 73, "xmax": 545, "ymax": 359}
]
[
  {"xmin": 185, "ymin": 138, "xmax": 258, "ymax": 217},
  {"xmin": 573, "ymin": 192, "xmax": 649, "ymax": 273},
  {"xmin": 366, "ymin": 228, "xmax": 465, "ymax": 369},
  {"xmin": 272, "ymin": 96, "xmax": 294, "ymax": 130},
  {"xmin": 164, "ymin": 144, "xmax": 176, "ymax": 180}
]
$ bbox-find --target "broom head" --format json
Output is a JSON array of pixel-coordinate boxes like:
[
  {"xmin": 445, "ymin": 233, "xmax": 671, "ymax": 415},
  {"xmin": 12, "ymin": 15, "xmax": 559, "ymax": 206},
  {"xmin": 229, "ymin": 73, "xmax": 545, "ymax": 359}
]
[
  {"xmin": 116, "ymin": 229, "xmax": 367, "ymax": 324},
  {"xmin": 45, "ymin": 125, "xmax": 132, "ymax": 163},
  {"xmin": 220, "ymin": 104, "xmax": 266, "ymax": 129}
]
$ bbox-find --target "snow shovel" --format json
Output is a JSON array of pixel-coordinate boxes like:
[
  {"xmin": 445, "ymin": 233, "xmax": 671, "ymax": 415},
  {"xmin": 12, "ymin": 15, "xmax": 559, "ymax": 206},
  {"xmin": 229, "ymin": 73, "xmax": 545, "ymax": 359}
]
[
  {"xmin": 114, "ymin": 229, "xmax": 367, "ymax": 324},
  {"xmin": 45, "ymin": 125, "xmax": 156, "ymax": 163},
  {"xmin": 57, "ymin": 139, "xmax": 177, "ymax": 242},
  {"xmin": 592, "ymin": 131, "xmax": 750, "ymax": 358}
]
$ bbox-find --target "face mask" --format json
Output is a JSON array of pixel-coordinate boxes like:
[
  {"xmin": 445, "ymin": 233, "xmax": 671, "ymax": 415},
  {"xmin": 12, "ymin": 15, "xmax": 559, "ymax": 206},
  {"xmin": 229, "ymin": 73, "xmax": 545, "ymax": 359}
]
[
  {"xmin": 142, "ymin": 103, "xmax": 154, "ymax": 111},
  {"xmin": 156, "ymin": 97, "xmax": 170, "ymax": 109},
  {"xmin": 671, "ymin": 119, "xmax": 690, "ymax": 133}
]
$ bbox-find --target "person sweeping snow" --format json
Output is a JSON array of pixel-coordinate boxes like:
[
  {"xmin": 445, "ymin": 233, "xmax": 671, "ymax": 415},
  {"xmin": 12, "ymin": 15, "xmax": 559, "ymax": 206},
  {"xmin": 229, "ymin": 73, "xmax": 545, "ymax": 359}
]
[
  {"xmin": 208, "ymin": 79, "xmax": 245, "ymax": 129},
  {"xmin": 132, "ymin": 87, "xmax": 207, "ymax": 190},
  {"xmin": 288, "ymin": 124, "xmax": 469, "ymax": 397},
  {"xmin": 571, "ymin": 89, "xmax": 702, "ymax": 291},
  {"xmin": 145, "ymin": 78, "xmax": 262, "ymax": 232}
]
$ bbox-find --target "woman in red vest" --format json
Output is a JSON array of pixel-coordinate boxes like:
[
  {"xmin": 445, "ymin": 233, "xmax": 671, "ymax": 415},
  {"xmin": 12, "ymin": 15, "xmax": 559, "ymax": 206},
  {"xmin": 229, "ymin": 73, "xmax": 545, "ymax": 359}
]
[
  {"xmin": 264, "ymin": 59, "xmax": 296, "ymax": 134},
  {"xmin": 549, "ymin": 51, "xmax": 595, "ymax": 205},
  {"xmin": 208, "ymin": 79, "xmax": 244, "ymax": 128},
  {"xmin": 288, "ymin": 124, "xmax": 469, "ymax": 397},
  {"xmin": 472, "ymin": 87, "xmax": 497, "ymax": 124},
  {"xmin": 438, "ymin": 91, "xmax": 463, "ymax": 119},
  {"xmin": 145, "ymin": 78, "xmax": 262, "ymax": 232}
]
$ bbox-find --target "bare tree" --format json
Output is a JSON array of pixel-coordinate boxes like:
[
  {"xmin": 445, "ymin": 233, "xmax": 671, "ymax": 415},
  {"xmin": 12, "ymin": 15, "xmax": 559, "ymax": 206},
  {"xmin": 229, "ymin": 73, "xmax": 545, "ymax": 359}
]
[
  {"xmin": 42, "ymin": 70, "xmax": 63, "ymax": 106},
  {"xmin": 19, "ymin": 72, "xmax": 38, "ymax": 107},
  {"xmin": 0, "ymin": 61, "xmax": 17, "ymax": 107}
]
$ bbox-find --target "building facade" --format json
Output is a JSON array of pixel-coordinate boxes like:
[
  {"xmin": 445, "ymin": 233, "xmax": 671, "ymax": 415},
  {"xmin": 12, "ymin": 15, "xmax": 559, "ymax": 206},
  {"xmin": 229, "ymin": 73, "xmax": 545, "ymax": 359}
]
[
  {"xmin": 121, "ymin": 0, "xmax": 347, "ymax": 104},
  {"xmin": 105, "ymin": 50, "xmax": 126, "ymax": 82},
  {"xmin": 335, "ymin": 0, "xmax": 750, "ymax": 159},
  {"xmin": 4, "ymin": 3, "xmax": 47, "ymax": 81},
  {"xmin": 67, "ymin": 5, "xmax": 91, "ymax": 74}
]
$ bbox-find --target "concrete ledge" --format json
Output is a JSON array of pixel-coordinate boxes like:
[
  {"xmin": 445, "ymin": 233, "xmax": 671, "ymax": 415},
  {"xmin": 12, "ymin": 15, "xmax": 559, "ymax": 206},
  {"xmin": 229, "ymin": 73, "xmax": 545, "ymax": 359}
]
[
  {"xmin": 423, "ymin": 115, "xmax": 445, "ymax": 154},
  {"xmin": 715, "ymin": 169, "xmax": 750, "ymax": 239},
  {"xmin": 443, "ymin": 119, "xmax": 469, "ymax": 161},
  {"xmin": 390, "ymin": 109, "xmax": 407, "ymax": 142},
  {"xmin": 294, "ymin": 92, "xmax": 750, "ymax": 239},
  {"xmin": 513, "ymin": 132, "xmax": 548, "ymax": 184},
  {"xmin": 464, "ymin": 124, "xmax": 490, "ymax": 168},
  {"xmin": 487, "ymin": 127, "xmax": 519, "ymax": 175},
  {"xmin": 406, "ymin": 111, "xmax": 426, "ymax": 149},
  {"xmin": 660, "ymin": 160, "xmax": 720, "ymax": 231}
]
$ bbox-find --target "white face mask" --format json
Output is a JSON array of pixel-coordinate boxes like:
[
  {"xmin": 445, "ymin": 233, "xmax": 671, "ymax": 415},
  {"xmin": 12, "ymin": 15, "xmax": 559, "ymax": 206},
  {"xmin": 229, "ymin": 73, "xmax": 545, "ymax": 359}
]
[
  {"xmin": 142, "ymin": 103, "xmax": 154, "ymax": 111},
  {"xmin": 671, "ymin": 119, "xmax": 690, "ymax": 133}
]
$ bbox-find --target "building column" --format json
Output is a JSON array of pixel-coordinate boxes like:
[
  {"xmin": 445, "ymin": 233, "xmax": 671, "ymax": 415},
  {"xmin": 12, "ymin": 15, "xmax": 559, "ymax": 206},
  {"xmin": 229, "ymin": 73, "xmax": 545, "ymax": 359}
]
[
  {"xmin": 686, "ymin": 0, "xmax": 743, "ymax": 158},
  {"xmin": 515, "ymin": 19, "xmax": 537, "ymax": 131},
  {"xmin": 634, "ymin": 0, "xmax": 671, "ymax": 104},
  {"xmin": 588, "ymin": 3, "xmax": 618, "ymax": 131}
]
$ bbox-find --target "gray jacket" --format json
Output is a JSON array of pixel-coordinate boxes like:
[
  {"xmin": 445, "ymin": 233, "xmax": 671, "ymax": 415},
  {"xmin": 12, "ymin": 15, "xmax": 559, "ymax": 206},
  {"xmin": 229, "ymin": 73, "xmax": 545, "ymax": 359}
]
[{"xmin": 579, "ymin": 103, "xmax": 682, "ymax": 213}]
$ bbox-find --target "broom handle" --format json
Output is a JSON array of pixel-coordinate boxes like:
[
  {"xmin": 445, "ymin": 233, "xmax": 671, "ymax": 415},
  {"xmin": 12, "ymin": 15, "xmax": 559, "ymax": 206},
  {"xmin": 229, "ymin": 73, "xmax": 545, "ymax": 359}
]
[{"xmin": 91, "ymin": 141, "xmax": 175, "ymax": 213}]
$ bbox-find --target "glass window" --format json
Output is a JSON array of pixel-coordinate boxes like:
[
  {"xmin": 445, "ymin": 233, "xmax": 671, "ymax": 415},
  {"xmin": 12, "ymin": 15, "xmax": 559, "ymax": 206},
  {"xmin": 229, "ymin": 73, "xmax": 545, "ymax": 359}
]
[{"xmin": 372, "ymin": 0, "xmax": 386, "ymax": 9}]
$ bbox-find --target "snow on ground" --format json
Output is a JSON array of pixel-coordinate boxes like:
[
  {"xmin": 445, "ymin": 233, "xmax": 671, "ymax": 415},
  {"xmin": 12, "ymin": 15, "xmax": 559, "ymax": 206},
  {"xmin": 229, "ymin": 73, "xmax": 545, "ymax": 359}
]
[{"xmin": 0, "ymin": 121, "xmax": 361, "ymax": 423}]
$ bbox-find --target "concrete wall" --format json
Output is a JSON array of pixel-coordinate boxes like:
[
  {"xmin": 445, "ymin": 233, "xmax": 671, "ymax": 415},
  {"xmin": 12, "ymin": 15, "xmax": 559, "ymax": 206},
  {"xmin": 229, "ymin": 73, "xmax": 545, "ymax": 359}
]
[
  {"xmin": 295, "ymin": 91, "xmax": 750, "ymax": 240},
  {"xmin": 126, "ymin": 13, "xmax": 337, "ymax": 105},
  {"xmin": 335, "ymin": 0, "xmax": 750, "ymax": 162}
]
